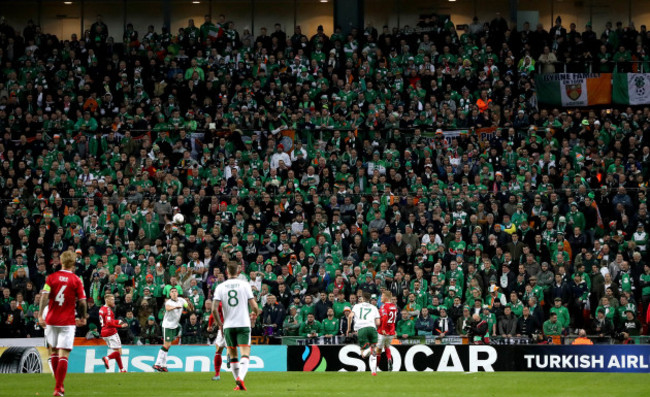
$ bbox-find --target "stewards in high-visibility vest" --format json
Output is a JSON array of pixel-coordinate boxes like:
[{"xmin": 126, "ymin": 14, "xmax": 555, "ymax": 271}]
[
  {"xmin": 571, "ymin": 329, "xmax": 593, "ymax": 345},
  {"xmin": 476, "ymin": 90, "xmax": 492, "ymax": 113}
]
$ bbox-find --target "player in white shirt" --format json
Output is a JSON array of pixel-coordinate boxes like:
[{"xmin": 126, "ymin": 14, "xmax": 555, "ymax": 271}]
[
  {"xmin": 347, "ymin": 292, "xmax": 381, "ymax": 376},
  {"xmin": 213, "ymin": 262, "xmax": 261, "ymax": 391},
  {"xmin": 153, "ymin": 287, "xmax": 193, "ymax": 372}
]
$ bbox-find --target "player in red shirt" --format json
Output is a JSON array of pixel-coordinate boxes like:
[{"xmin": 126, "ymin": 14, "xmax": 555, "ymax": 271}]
[
  {"xmin": 99, "ymin": 294, "xmax": 128, "ymax": 372},
  {"xmin": 377, "ymin": 290, "xmax": 398, "ymax": 371},
  {"xmin": 207, "ymin": 301, "xmax": 229, "ymax": 380},
  {"xmin": 38, "ymin": 250, "xmax": 87, "ymax": 397}
]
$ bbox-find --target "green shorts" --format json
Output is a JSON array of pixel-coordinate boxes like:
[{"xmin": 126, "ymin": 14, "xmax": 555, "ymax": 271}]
[
  {"xmin": 163, "ymin": 327, "xmax": 179, "ymax": 342},
  {"xmin": 224, "ymin": 327, "xmax": 251, "ymax": 347},
  {"xmin": 357, "ymin": 327, "xmax": 378, "ymax": 349}
]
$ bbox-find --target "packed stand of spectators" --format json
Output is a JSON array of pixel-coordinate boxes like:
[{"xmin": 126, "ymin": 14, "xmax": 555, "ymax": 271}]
[{"xmin": 0, "ymin": 12, "xmax": 649, "ymax": 344}]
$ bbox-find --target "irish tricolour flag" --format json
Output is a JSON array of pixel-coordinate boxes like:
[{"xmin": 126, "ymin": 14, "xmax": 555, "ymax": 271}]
[
  {"xmin": 207, "ymin": 25, "xmax": 223, "ymax": 41},
  {"xmin": 613, "ymin": 73, "xmax": 650, "ymax": 105},
  {"xmin": 535, "ymin": 73, "xmax": 611, "ymax": 107}
]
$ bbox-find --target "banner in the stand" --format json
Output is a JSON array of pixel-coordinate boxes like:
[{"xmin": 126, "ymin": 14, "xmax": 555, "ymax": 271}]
[
  {"xmin": 613, "ymin": 73, "xmax": 650, "ymax": 105},
  {"xmin": 536, "ymin": 73, "xmax": 612, "ymax": 106},
  {"xmin": 421, "ymin": 126, "xmax": 497, "ymax": 146}
]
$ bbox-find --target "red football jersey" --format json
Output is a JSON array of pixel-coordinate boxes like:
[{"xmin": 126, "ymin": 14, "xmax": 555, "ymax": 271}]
[
  {"xmin": 208, "ymin": 302, "xmax": 225, "ymax": 329},
  {"xmin": 43, "ymin": 270, "xmax": 86, "ymax": 326},
  {"xmin": 99, "ymin": 305, "xmax": 122, "ymax": 337},
  {"xmin": 378, "ymin": 302, "xmax": 398, "ymax": 335}
]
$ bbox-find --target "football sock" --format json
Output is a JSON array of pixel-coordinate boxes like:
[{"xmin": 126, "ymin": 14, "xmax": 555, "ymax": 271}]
[
  {"xmin": 385, "ymin": 348, "xmax": 392, "ymax": 361},
  {"xmin": 214, "ymin": 353, "xmax": 222, "ymax": 376},
  {"xmin": 109, "ymin": 351, "xmax": 123, "ymax": 370},
  {"xmin": 369, "ymin": 352, "xmax": 377, "ymax": 373},
  {"xmin": 156, "ymin": 347, "xmax": 168, "ymax": 366},
  {"xmin": 239, "ymin": 356, "xmax": 249, "ymax": 380},
  {"xmin": 51, "ymin": 354, "xmax": 59, "ymax": 377},
  {"xmin": 230, "ymin": 358, "xmax": 240, "ymax": 380},
  {"xmin": 55, "ymin": 357, "xmax": 68, "ymax": 390},
  {"xmin": 161, "ymin": 349, "xmax": 168, "ymax": 366}
]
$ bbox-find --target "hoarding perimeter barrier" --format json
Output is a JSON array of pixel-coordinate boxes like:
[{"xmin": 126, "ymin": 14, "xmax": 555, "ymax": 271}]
[
  {"xmin": 3, "ymin": 343, "xmax": 650, "ymax": 373},
  {"xmin": 67, "ymin": 345, "xmax": 287, "ymax": 373},
  {"xmin": 0, "ymin": 344, "xmax": 287, "ymax": 374},
  {"xmin": 287, "ymin": 344, "xmax": 650, "ymax": 373}
]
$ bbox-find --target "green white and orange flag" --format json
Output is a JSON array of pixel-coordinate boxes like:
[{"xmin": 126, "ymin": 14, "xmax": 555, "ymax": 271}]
[
  {"xmin": 535, "ymin": 73, "xmax": 612, "ymax": 107},
  {"xmin": 207, "ymin": 25, "xmax": 223, "ymax": 41}
]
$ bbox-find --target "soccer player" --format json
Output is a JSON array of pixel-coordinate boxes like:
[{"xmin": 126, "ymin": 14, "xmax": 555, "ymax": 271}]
[
  {"xmin": 348, "ymin": 291, "xmax": 381, "ymax": 376},
  {"xmin": 38, "ymin": 251, "xmax": 87, "ymax": 397},
  {"xmin": 153, "ymin": 287, "xmax": 192, "ymax": 372},
  {"xmin": 207, "ymin": 301, "xmax": 230, "ymax": 381},
  {"xmin": 99, "ymin": 294, "xmax": 128, "ymax": 372},
  {"xmin": 213, "ymin": 262, "xmax": 261, "ymax": 391},
  {"xmin": 377, "ymin": 290, "xmax": 398, "ymax": 370}
]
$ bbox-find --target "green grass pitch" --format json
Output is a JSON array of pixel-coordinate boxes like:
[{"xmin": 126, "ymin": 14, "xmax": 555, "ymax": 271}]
[{"xmin": 0, "ymin": 372, "xmax": 648, "ymax": 397}]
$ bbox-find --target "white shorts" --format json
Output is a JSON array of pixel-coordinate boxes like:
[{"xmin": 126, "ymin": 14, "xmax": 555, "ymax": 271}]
[
  {"xmin": 377, "ymin": 334, "xmax": 395, "ymax": 349},
  {"xmin": 45, "ymin": 325, "xmax": 76, "ymax": 351},
  {"xmin": 103, "ymin": 333, "xmax": 122, "ymax": 349},
  {"xmin": 215, "ymin": 329, "xmax": 226, "ymax": 349}
]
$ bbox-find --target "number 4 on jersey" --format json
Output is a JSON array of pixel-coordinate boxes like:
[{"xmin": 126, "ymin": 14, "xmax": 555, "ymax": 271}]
[{"xmin": 55, "ymin": 285, "xmax": 67, "ymax": 306}]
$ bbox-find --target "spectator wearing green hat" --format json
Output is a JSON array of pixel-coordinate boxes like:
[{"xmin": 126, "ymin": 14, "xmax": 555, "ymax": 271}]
[
  {"xmin": 85, "ymin": 323, "xmax": 100, "ymax": 339},
  {"xmin": 141, "ymin": 315, "xmax": 162, "ymax": 345}
]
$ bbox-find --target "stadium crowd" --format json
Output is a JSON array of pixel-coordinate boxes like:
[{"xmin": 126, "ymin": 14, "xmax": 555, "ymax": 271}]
[{"xmin": 0, "ymin": 11, "xmax": 649, "ymax": 345}]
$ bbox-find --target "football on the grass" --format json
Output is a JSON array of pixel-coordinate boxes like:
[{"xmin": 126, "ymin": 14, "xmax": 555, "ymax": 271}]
[{"xmin": 173, "ymin": 213, "xmax": 185, "ymax": 224}]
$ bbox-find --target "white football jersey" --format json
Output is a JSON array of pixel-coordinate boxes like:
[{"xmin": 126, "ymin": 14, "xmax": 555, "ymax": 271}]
[
  {"xmin": 162, "ymin": 297, "xmax": 187, "ymax": 329},
  {"xmin": 352, "ymin": 302, "xmax": 380, "ymax": 331},
  {"xmin": 215, "ymin": 278, "xmax": 254, "ymax": 328}
]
